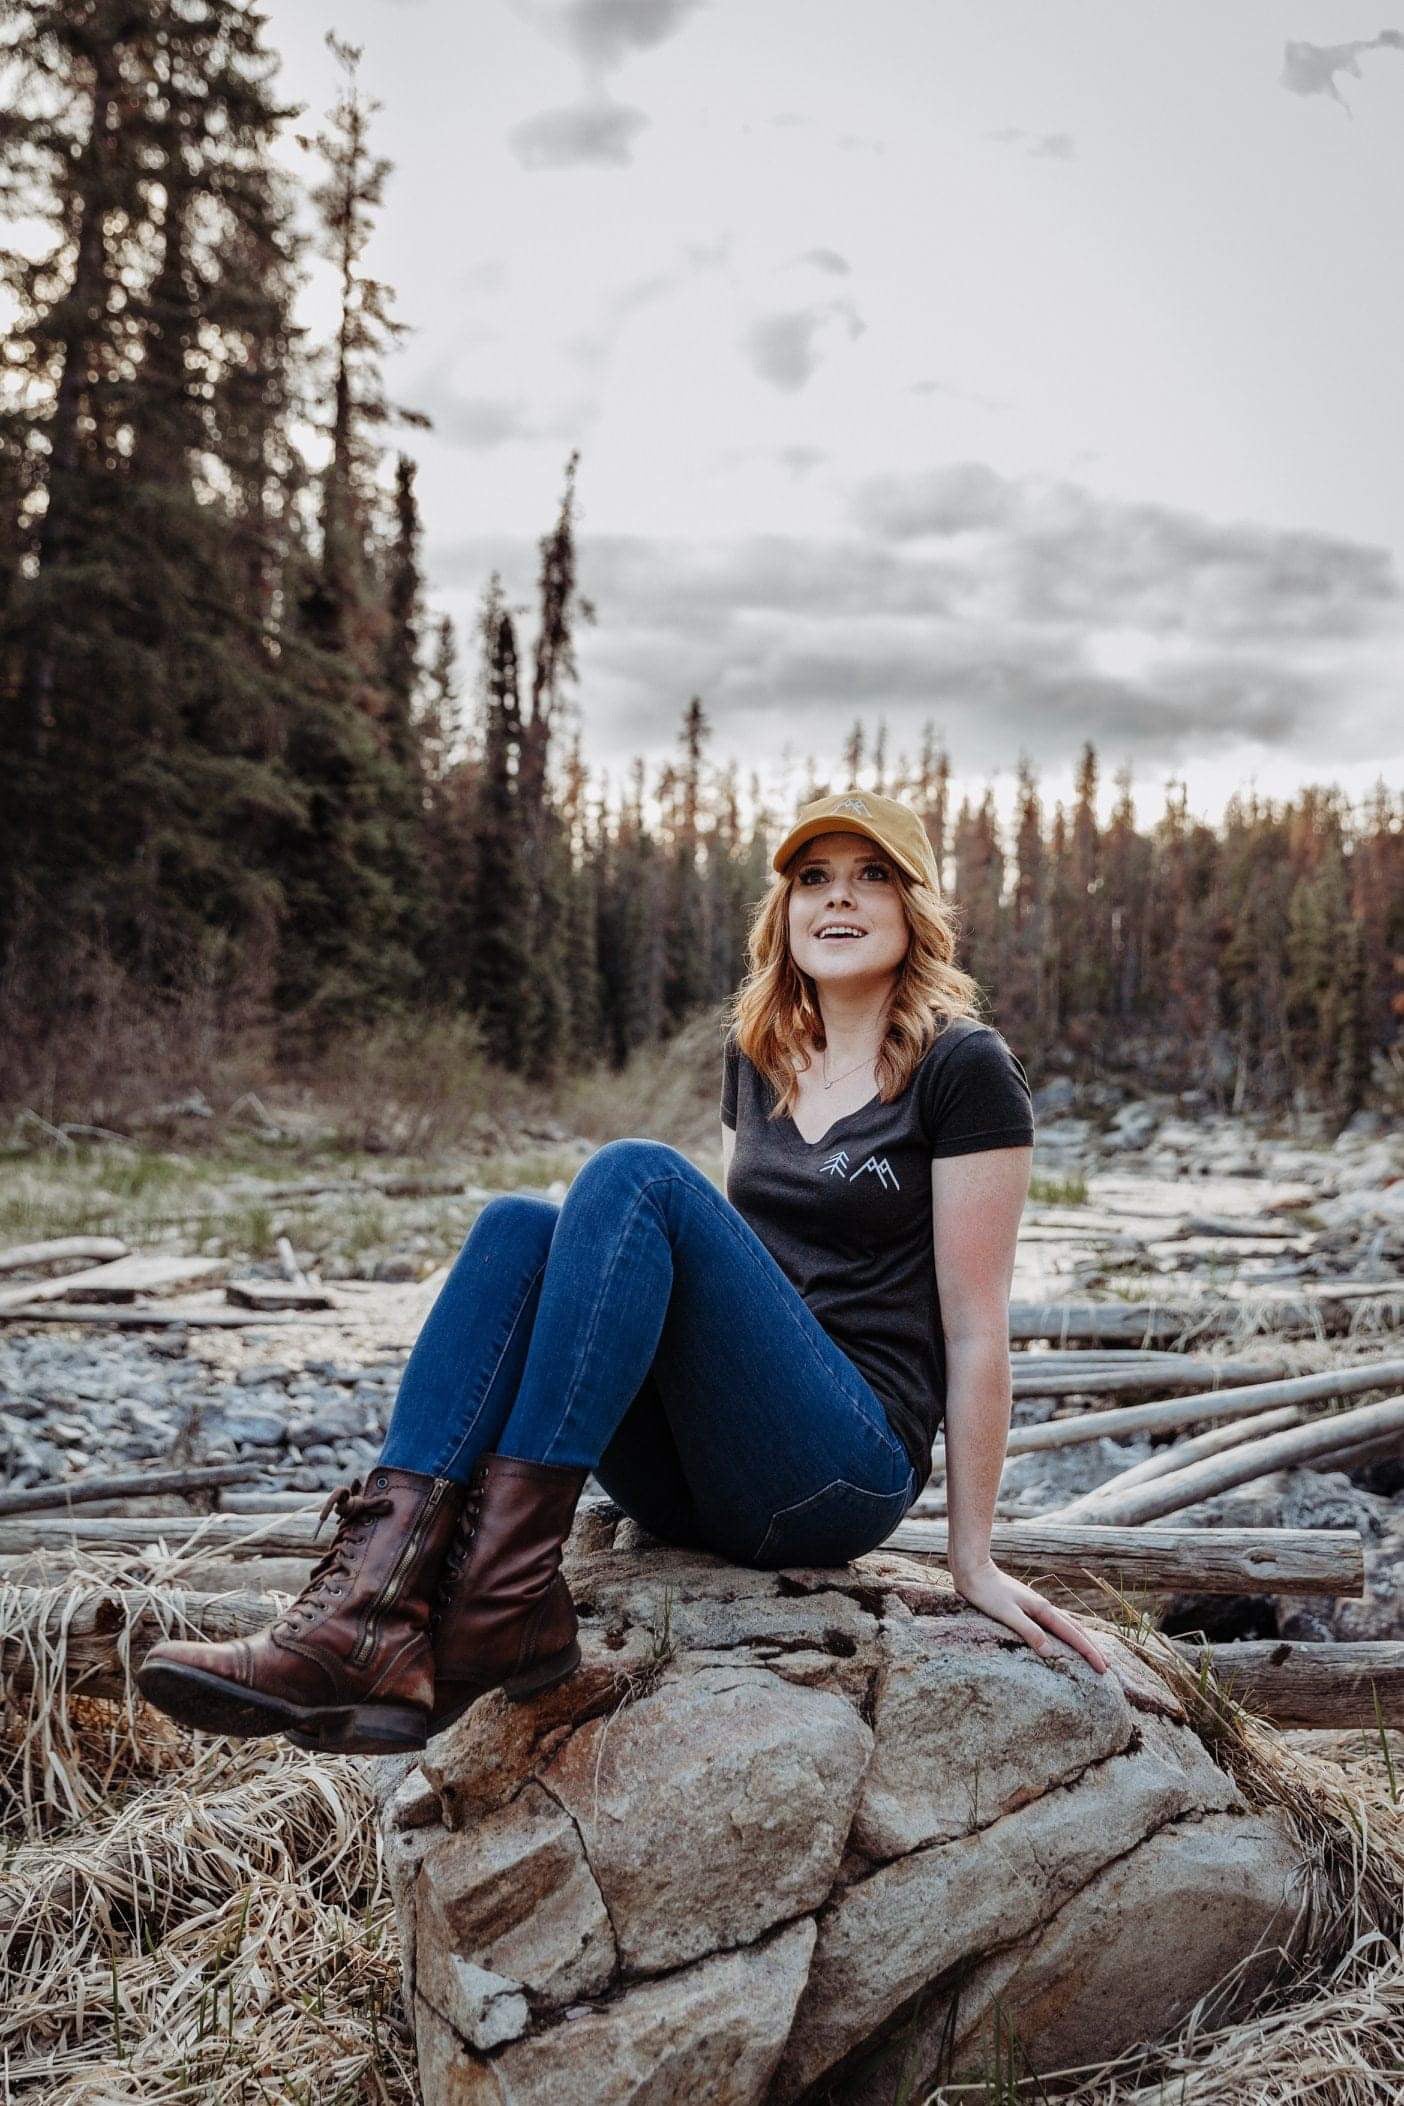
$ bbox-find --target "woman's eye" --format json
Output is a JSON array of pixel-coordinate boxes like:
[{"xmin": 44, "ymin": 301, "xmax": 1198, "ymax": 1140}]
[{"xmin": 799, "ymin": 865, "xmax": 890, "ymax": 884}]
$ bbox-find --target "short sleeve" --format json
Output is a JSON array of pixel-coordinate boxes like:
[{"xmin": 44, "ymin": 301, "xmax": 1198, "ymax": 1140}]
[
  {"xmin": 918, "ymin": 1026, "xmax": 1035, "ymax": 1158},
  {"xmin": 721, "ymin": 1028, "xmax": 739, "ymax": 1130}
]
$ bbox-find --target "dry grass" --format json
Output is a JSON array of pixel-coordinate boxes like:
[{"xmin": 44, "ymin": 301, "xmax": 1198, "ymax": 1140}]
[
  {"xmin": 3, "ymin": 1542, "xmax": 1402, "ymax": 2105},
  {"xmin": 1, "ymin": 1556, "xmax": 415, "ymax": 2103}
]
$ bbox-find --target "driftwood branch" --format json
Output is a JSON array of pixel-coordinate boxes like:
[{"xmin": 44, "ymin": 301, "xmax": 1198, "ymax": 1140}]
[
  {"xmin": 1009, "ymin": 1356, "xmax": 1287, "ymax": 1400},
  {"xmin": 0, "ymin": 1461, "xmax": 266, "ymax": 1519},
  {"xmin": 1009, "ymin": 1301, "xmax": 1214, "ymax": 1346},
  {"xmin": 224, "ymin": 1280, "xmax": 339, "ymax": 1311},
  {"xmin": 925, "ymin": 1358, "xmax": 1404, "ymax": 1477},
  {"xmin": 0, "ymin": 1252, "xmax": 226, "ymax": 1314},
  {"xmin": 0, "ymin": 1511, "xmax": 328, "ymax": 1560},
  {"xmin": 275, "ymin": 1235, "xmax": 308, "ymax": 1287},
  {"xmin": 0, "ymin": 1235, "xmax": 130, "ymax": 1275},
  {"xmin": 1052, "ymin": 1394, "xmax": 1404, "ymax": 1525},
  {"xmin": 0, "ymin": 1302, "xmax": 342, "ymax": 1328},
  {"xmin": 1058, "ymin": 1406, "xmax": 1308, "ymax": 1507}
]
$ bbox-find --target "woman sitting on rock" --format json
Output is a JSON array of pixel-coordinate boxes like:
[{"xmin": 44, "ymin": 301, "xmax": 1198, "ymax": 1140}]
[{"xmin": 139, "ymin": 790, "xmax": 1108, "ymax": 1753}]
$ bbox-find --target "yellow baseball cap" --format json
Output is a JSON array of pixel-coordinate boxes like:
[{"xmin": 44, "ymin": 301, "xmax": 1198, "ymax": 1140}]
[{"xmin": 771, "ymin": 791, "xmax": 941, "ymax": 892}]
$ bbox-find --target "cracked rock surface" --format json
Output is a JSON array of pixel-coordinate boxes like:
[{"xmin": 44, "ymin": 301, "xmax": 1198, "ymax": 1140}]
[{"xmin": 378, "ymin": 1514, "xmax": 1314, "ymax": 2104}]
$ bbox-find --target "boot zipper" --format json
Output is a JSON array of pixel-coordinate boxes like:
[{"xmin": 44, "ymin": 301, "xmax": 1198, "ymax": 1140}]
[{"xmin": 350, "ymin": 1477, "xmax": 450, "ymax": 1670}]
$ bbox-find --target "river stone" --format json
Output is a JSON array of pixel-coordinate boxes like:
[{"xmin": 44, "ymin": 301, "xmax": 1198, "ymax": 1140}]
[
  {"xmin": 415, "ymin": 1782, "xmax": 616, "ymax": 2011},
  {"xmin": 851, "ymin": 1612, "xmax": 1138, "ymax": 1857},
  {"xmin": 540, "ymin": 1663, "xmax": 871, "ymax": 1976},
  {"xmin": 391, "ymin": 1533, "xmax": 1317, "ymax": 2105},
  {"xmin": 414, "ymin": 1918, "xmax": 817, "ymax": 2106}
]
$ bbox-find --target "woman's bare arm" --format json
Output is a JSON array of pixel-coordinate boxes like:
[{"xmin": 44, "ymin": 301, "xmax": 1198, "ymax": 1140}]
[
  {"xmin": 721, "ymin": 1122, "xmax": 736, "ymax": 1197},
  {"xmin": 933, "ymin": 1146, "xmax": 1108, "ymax": 1672}
]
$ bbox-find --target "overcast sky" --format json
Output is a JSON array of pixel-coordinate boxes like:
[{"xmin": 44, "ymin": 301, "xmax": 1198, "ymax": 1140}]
[{"xmin": 268, "ymin": 1, "xmax": 1404, "ymax": 827}]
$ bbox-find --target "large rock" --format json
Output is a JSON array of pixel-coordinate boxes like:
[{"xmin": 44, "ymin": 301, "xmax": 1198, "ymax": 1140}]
[{"xmin": 382, "ymin": 1526, "xmax": 1314, "ymax": 2105}]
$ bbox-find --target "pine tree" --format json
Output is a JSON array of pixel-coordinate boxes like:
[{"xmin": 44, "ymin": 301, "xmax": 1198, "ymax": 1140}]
[
  {"xmin": 466, "ymin": 576, "xmax": 532, "ymax": 1068},
  {"xmin": 1333, "ymin": 918, "xmax": 1371, "ymax": 1120},
  {"xmin": 1, "ymin": 0, "xmax": 302, "ymax": 1002},
  {"xmin": 274, "ymin": 33, "xmax": 430, "ymax": 1028},
  {"xmin": 663, "ymin": 695, "xmax": 711, "ymax": 1026}
]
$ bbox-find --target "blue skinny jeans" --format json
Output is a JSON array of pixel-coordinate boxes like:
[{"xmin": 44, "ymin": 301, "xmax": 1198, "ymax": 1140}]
[{"xmin": 376, "ymin": 1138, "xmax": 921, "ymax": 1569}]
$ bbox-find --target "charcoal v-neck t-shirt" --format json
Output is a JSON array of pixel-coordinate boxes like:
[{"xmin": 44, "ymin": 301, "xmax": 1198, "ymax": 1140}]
[{"xmin": 720, "ymin": 1017, "xmax": 1035, "ymax": 1489}]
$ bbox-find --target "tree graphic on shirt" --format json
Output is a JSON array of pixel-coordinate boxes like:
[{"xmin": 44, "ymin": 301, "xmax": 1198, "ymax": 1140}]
[{"xmin": 819, "ymin": 1148, "xmax": 850, "ymax": 1177}]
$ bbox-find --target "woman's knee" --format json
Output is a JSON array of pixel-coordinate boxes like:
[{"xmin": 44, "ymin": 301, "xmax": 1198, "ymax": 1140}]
[
  {"xmin": 466, "ymin": 1192, "xmax": 559, "ymax": 1262},
  {"xmin": 576, "ymin": 1137, "xmax": 693, "ymax": 1189}
]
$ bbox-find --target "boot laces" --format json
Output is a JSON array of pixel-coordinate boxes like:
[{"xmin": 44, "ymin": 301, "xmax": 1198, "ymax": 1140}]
[
  {"xmin": 429, "ymin": 1482, "xmax": 484, "ymax": 1635},
  {"xmin": 276, "ymin": 1480, "xmax": 394, "ymax": 1633}
]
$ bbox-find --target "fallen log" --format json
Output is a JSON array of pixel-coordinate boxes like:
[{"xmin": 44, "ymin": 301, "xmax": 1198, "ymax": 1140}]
[
  {"xmin": 1009, "ymin": 1357, "xmax": 1288, "ymax": 1400},
  {"xmin": 0, "ymin": 1551, "xmax": 312, "ymax": 1596},
  {"xmin": 0, "ymin": 1235, "xmax": 130, "ymax": 1275},
  {"xmin": 0, "ymin": 1511, "xmax": 1365, "ymax": 1598},
  {"xmin": 884, "ymin": 1518, "xmax": 1361, "ymax": 1597},
  {"xmin": 1011, "ymin": 1353, "xmax": 1200, "ymax": 1379},
  {"xmin": 1009, "ymin": 1288, "xmax": 1403, "ymax": 1347},
  {"xmin": 224, "ymin": 1280, "xmax": 339, "ymax": 1312},
  {"xmin": 1009, "ymin": 1301, "xmax": 1212, "ymax": 1346},
  {"xmin": 0, "ymin": 1252, "xmax": 226, "ymax": 1313},
  {"xmin": 1052, "ymin": 1393, "xmax": 1404, "ymax": 1525},
  {"xmin": 0, "ymin": 1301, "xmax": 345, "ymax": 1328},
  {"xmin": 1, "ymin": 1585, "xmax": 281, "ymax": 1703},
  {"xmin": 0, "ymin": 1511, "xmax": 328, "ymax": 1559},
  {"xmin": 0, "ymin": 1461, "xmax": 265, "ymax": 1518},
  {"xmin": 1167, "ymin": 1638, "xmax": 1404, "ymax": 1729},
  {"xmin": 1052, "ymin": 1406, "xmax": 1308, "ymax": 1507},
  {"xmin": 926, "ymin": 1357, "xmax": 1404, "ymax": 1475}
]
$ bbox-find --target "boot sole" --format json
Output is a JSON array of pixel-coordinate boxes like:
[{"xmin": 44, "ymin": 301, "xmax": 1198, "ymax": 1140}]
[
  {"xmin": 427, "ymin": 1639, "xmax": 582, "ymax": 1737},
  {"xmin": 137, "ymin": 1660, "xmax": 427, "ymax": 1754}
]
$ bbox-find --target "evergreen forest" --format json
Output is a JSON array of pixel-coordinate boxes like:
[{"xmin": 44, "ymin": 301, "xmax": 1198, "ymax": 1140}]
[{"xmin": 2, "ymin": 2, "xmax": 1400, "ymax": 1119}]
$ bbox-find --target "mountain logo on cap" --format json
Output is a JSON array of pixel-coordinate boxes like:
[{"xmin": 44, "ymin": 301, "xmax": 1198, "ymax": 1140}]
[{"xmin": 834, "ymin": 797, "xmax": 871, "ymax": 816}]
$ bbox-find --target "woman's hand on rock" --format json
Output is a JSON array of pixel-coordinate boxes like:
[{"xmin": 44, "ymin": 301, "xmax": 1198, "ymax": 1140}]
[{"xmin": 950, "ymin": 1557, "xmax": 1110, "ymax": 1674}]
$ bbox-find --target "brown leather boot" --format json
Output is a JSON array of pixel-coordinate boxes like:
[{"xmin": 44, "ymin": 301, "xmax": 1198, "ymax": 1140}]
[
  {"xmin": 428, "ymin": 1452, "xmax": 588, "ymax": 1734},
  {"xmin": 137, "ymin": 1467, "xmax": 463, "ymax": 1754}
]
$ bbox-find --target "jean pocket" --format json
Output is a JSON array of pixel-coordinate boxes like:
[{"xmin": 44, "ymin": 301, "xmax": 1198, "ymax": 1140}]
[{"xmin": 752, "ymin": 1473, "xmax": 915, "ymax": 1570}]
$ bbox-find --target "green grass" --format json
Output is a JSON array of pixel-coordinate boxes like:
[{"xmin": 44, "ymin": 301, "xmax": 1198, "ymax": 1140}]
[
  {"xmin": 0, "ymin": 1125, "xmax": 604, "ymax": 1281},
  {"xmin": 1028, "ymin": 1171, "xmax": 1088, "ymax": 1207}
]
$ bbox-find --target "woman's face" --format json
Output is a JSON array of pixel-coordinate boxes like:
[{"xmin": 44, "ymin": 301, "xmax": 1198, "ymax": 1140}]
[{"xmin": 785, "ymin": 830, "xmax": 910, "ymax": 998}]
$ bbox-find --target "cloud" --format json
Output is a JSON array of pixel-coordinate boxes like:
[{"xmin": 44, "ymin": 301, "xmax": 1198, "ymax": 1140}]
[
  {"xmin": 427, "ymin": 474, "xmax": 1402, "ymax": 781},
  {"xmin": 517, "ymin": 0, "xmax": 707, "ymax": 70},
  {"xmin": 986, "ymin": 126, "xmax": 1077, "ymax": 161},
  {"xmin": 508, "ymin": 0, "xmax": 707, "ymax": 163},
  {"xmin": 740, "ymin": 298, "xmax": 866, "ymax": 393},
  {"xmin": 910, "ymin": 377, "xmax": 1011, "ymax": 414},
  {"xmin": 797, "ymin": 247, "xmax": 852, "ymax": 277},
  {"xmin": 405, "ymin": 358, "xmax": 590, "ymax": 450},
  {"xmin": 1281, "ymin": 31, "xmax": 1404, "ymax": 111},
  {"xmin": 851, "ymin": 463, "xmax": 1398, "ymax": 643},
  {"xmin": 509, "ymin": 95, "xmax": 648, "ymax": 168},
  {"xmin": 563, "ymin": 238, "xmax": 732, "ymax": 370}
]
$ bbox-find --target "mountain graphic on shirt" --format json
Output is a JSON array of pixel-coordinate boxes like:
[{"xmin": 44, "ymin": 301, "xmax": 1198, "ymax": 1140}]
[{"xmin": 850, "ymin": 1154, "xmax": 900, "ymax": 1190}]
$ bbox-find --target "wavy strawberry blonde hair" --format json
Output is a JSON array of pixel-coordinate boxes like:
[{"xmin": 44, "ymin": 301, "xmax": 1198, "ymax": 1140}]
[{"xmin": 723, "ymin": 834, "xmax": 983, "ymax": 1121}]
